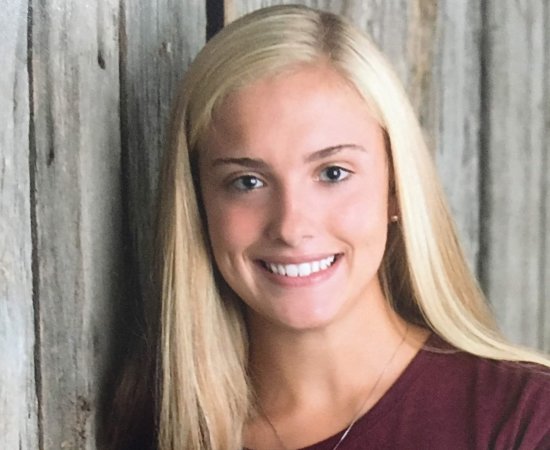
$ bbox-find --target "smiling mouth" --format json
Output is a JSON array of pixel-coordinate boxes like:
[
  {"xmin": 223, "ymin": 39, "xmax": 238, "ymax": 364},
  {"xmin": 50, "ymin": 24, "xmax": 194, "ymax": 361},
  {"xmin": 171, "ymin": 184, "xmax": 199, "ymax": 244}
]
[{"xmin": 260, "ymin": 255, "xmax": 339, "ymax": 278}]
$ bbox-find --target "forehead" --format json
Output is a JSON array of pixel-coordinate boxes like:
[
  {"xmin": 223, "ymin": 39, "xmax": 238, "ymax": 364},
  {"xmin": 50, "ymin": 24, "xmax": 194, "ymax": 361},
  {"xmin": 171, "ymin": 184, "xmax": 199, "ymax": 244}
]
[
  {"xmin": 218, "ymin": 63, "xmax": 369, "ymax": 119},
  {"xmin": 201, "ymin": 63, "xmax": 385, "ymax": 161}
]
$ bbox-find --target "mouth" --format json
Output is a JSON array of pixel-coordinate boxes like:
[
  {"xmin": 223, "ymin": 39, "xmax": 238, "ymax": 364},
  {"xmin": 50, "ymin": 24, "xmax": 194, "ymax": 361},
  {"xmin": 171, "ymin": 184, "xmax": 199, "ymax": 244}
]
[{"xmin": 259, "ymin": 254, "xmax": 340, "ymax": 278}]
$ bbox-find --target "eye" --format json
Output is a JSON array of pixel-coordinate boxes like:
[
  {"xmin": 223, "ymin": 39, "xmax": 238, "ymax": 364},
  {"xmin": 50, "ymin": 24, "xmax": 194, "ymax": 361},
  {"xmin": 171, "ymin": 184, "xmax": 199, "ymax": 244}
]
[
  {"xmin": 318, "ymin": 166, "xmax": 352, "ymax": 183},
  {"xmin": 231, "ymin": 175, "xmax": 265, "ymax": 191}
]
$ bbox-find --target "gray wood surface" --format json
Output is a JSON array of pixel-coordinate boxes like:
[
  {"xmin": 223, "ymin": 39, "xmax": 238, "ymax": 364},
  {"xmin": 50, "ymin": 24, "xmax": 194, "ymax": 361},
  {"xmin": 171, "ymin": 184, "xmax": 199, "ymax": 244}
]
[
  {"xmin": 545, "ymin": 0, "xmax": 550, "ymax": 351},
  {"xmin": 228, "ymin": 0, "xmax": 482, "ymax": 271},
  {"xmin": 483, "ymin": 0, "xmax": 550, "ymax": 349},
  {"xmin": 0, "ymin": 1, "xmax": 39, "ymax": 449},
  {"xmin": 31, "ymin": 0, "xmax": 122, "ymax": 448},
  {"xmin": 122, "ymin": 0, "xmax": 206, "ymax": 307},
  {"xmin": 431, "ymin": 1, "xmax": 482, "ymax": 271}
]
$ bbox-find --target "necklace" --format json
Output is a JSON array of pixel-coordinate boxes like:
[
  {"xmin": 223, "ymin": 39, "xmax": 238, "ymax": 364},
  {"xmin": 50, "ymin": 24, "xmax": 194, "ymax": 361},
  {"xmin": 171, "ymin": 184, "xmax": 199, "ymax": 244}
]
[{"xmin": 261, "ymin": 326, "xmax": 409, "ymax": 450}]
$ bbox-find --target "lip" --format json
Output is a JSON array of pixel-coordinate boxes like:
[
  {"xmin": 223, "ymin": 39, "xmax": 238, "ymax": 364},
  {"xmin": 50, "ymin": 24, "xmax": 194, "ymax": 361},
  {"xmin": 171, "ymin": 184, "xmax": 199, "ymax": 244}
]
[{"xmin": 255, "ymin": 253, "xmax": 342, "ymax": 287}]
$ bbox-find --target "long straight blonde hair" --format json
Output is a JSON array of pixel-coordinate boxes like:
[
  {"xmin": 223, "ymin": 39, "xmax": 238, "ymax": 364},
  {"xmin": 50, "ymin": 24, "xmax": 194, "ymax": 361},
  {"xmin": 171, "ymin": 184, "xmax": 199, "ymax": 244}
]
[{"xmin": 156, "ymin": 5, "xmax": 550, "ymax": 449}]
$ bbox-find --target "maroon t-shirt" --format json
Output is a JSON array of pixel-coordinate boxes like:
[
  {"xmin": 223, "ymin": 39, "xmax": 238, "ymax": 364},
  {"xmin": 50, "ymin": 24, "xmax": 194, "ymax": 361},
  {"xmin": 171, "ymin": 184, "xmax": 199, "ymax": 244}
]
[{"xmin": 296, "ymin": 335, "xmax": 550, "ymax": 450}]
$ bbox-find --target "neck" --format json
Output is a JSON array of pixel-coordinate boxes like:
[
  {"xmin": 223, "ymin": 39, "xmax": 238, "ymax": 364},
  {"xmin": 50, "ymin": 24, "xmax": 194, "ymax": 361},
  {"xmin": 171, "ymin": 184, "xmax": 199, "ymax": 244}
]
[
  {"xmin": 243, "ymin": 291, "xmax": 430, "ymax": 450},
  {"xmin": 247, "ymin": 291, "xmax": 419, "ymax": 410}
]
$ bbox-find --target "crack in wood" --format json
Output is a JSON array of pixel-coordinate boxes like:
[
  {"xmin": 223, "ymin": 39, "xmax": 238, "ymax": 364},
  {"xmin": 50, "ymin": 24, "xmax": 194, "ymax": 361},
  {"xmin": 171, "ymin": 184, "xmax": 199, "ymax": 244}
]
[
  {"xmin": 27, "ymin": 0, "xmax": 44, "ymax": 449},
  {"xmin": 46, "ymin": 144, "xmax": 54, "ymax": 166},
  {"xmin": 206, "ymin": 0, "xmax": 225, "ymax": 40},
  {"xmin": 97, "ymin": 49, "xmax": 106, "ymax": 69},
  {"xmin": 477, "ymin": 0, "xmax": 491, "ymax": 297}
]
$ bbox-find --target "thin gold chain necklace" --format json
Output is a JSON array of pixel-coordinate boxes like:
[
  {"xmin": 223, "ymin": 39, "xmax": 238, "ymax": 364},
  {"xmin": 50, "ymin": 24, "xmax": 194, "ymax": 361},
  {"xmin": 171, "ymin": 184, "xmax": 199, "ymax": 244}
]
[{"xmin": 261, "ymin": 326, "xmax": 409, "ymax": 450}]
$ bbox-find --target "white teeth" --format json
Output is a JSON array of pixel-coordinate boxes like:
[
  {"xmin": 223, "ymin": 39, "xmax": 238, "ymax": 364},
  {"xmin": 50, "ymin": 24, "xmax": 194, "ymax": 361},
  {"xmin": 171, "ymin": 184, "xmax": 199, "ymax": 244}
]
[
  {"xmin": 298, "ymin": 263, "xmax": 311, "ymax": 277},
  {"xmin": 286, "ymin": 265, "xmax": 299, "ymax": 277},
  {"xmin": 264, "ymin": 255, "xmax": 337, "ymax": 277}
]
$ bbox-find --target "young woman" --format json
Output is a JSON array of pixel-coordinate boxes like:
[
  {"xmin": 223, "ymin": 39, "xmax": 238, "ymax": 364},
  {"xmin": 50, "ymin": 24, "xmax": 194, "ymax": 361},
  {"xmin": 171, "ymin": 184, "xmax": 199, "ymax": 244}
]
[{"xmin": 109, "ymin": 5, "xmax": 550, "ymax": 450}]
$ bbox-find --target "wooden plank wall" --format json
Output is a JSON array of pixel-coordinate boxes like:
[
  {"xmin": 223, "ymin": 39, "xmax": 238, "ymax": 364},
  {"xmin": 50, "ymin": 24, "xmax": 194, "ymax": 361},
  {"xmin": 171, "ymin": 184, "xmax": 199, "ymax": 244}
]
[
  {"xmin": 0, "ymin": 0, "xmax": 547, "ymax": 448},
  {"xmin": 0, "ymin": 1, "xmax": 38, "ymax": 449},
  {"xmin": 482, "ymin": 1, "xmax": 550, "ymax": 352},
  {"xmin": 122, "ymin": 0, "xmax": 206, "ymax": 308},
  {"xmin": 2, "ymin": 0, "xmax": 205, "ymax": 448},
  {"xmin": 31, "ymin": 1, "xmax": 122, "ymax": 448}
]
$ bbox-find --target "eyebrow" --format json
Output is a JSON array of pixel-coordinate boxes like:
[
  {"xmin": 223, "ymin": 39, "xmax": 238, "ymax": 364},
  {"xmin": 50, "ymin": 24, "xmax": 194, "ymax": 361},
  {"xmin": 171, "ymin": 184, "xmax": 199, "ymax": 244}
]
[
  {"xmin": 211, "ymin": 156, "xmax": 269, "ymax": 169},
  {"xmin": 210, "ymin": 144, "xmax": 365, "ymax": 168},
  {"xmin": 305, "ymin": 144, "xmax": 366, "ymax": 162}
]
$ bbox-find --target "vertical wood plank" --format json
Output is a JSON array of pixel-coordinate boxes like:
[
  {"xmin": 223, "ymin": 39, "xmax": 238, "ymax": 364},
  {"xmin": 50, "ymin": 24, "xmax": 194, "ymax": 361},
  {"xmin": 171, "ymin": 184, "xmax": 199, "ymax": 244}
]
[
  {"xmin": 122, "ymin": 0, "xmax": 206, "ymax": 306},
  {"xmin": 228, "ymin": 1, "xmax": 482, "ymax": 273},
  {"xmin": 543, "ymin": 1, "xmax": 550, "ymax": 353},
  {"xmin": 483, "ymin": 0, "xmax": 549, "ymax": 348},
  {"xmin": 0, "ymin": 1, "xmax": 39, "ymax": 449},
  {"xmin": 431, "ymin": 1, "xmax": 482, "ymax": 270},
  {"xmin": 31, "ymin": 0, "xmax": 122, "ymax": 447}
]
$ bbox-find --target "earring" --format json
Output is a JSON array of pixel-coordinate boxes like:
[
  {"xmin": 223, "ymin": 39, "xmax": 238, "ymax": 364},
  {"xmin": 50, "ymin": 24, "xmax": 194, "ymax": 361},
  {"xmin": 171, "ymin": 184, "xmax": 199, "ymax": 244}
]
[{"xmin": 390, "ymin": 215, "xmax": 399, "ymax": 223}]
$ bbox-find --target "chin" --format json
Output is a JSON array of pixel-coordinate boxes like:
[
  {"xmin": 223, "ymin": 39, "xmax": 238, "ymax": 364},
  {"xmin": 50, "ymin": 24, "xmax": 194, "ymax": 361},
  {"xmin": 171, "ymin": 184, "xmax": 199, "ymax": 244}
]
[{"xmin": 253, "ymin": 297, "xmax": 346, "ymax": 332}]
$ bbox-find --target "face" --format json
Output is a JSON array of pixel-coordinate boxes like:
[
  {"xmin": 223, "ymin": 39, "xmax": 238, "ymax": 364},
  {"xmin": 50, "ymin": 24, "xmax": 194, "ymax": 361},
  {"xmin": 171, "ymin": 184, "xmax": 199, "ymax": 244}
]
[{"xmin": 199, "ymin": 64, "xmax": 392, "ymax": 331}]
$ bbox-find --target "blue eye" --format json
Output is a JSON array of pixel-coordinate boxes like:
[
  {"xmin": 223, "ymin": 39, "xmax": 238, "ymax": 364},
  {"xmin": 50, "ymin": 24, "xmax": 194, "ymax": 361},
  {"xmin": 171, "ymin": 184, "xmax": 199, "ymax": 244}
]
[
  {"xmin": 319, "ymin": 166, "xmax": 352, "ymax": 183},
  {"xmin": 231, "ymin": 175, "xmax": 265, "ymax": 191}
]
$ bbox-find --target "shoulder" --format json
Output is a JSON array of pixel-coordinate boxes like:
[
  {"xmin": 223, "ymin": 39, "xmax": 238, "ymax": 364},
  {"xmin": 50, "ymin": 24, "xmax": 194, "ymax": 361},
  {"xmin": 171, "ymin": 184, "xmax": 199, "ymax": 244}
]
[
  {"xmin": 415, "ymin": 335, "xmax": 550, "ymax": 448},
  {"xmin": 421, "ymin": 334, "xmax": 550, "ymax": 393},
  {"xmin": 419, "ymin": 334, "xmax": 550, "ymax": 406},
  {"xmin": 307, "ymin": 334, "xmax": 550, "ymax": 450}
]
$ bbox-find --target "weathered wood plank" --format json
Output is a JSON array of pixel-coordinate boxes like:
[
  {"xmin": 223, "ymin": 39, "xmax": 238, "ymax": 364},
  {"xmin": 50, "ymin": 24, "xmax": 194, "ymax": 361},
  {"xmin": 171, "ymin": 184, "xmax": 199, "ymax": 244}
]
[
  {"xmin": 544, "ymin": 1, "xmax": 550, "ymax": 352},
  {"xmin": 544, "ymin": 138, "xmax": 550, "ymax": 353},
  {"xmin": 0, "ymin": 1, "xmax": 39, "ymax": 449},
  {"xmin": 483, "ymin": 0, "xmax": 549, "ymax": 348},
  {"xmin": 31, "ymin": 0, "xmax": 122, "ymax": 447},
  {"xmin": 122, "ymin": 0, "xmax": 206, "ymax": 307},
  {"xmin": 431, "ymin": 1, "xmax": 482, "ymax": 271},
  {"xmin": 544, "ymin": 110, "xmax": 550, "ymax": 354},
  {"xmin": 227, "ymin": 0, "xmax": 482, "ymax": 272}
]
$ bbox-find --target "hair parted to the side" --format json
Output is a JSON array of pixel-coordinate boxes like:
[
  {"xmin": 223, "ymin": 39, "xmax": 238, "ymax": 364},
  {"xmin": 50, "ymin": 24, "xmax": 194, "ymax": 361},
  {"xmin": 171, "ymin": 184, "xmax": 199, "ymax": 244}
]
[{"xmin": 156, "ymin": 5, "xmax": 550, "ymax": 450}]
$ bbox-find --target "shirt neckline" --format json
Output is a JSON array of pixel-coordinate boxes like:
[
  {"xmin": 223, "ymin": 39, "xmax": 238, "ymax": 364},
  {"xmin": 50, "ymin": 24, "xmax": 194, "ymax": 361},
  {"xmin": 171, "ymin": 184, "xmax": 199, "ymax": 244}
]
[
  {"xmin": 295, "ymin": 332, "xmax": 440, "ymax": 450},
  {"xmin": 243, "ymin": 333, "xmax": 445, "ymax": 450}
]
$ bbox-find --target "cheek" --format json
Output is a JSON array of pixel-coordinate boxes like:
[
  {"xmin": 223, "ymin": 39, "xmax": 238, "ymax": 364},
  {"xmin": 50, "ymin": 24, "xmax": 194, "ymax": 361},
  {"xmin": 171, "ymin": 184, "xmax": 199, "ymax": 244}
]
[
  {"xmin": 342, "ymin": 175, "xmax": 388, "ymax": 220},
  {"xmin": 338, "ymin": 202, "xmax": 386, "ymax": 240},
  {"xmin": 204, "ymin": 198, "xmax": 264, "ymax": 257},
  {"xmin": 333, "ymin": 178, "xmax": 389, "ymax": 247}
]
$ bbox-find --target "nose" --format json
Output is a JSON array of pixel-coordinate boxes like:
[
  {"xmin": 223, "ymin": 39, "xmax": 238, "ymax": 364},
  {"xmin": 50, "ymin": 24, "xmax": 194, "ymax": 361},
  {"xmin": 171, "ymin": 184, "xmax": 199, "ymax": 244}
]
[{"xmin": 265, "ymin": 184, "xmax": 314, "ymax": 247}]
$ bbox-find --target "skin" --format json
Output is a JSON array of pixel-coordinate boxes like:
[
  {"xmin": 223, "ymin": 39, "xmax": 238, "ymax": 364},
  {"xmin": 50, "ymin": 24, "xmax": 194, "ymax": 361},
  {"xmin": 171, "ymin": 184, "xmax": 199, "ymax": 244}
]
[{"xmin": 199, "ymin": 63, "xmax": 428, "ymax": 449}]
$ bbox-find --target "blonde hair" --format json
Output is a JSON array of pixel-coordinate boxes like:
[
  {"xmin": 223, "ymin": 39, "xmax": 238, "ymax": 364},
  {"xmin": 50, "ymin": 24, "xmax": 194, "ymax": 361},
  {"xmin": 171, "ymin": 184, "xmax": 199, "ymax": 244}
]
[{"xmin": 156, "ymin": 5, "xmax": 550, "ymax": 449}]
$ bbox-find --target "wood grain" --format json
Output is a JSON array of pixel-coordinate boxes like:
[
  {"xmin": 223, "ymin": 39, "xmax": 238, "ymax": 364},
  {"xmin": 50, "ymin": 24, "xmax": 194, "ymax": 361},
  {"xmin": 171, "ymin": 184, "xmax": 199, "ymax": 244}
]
[
  {"xmin": 483, "ymin": 0, "xmax": 549, "ymax": 348},
  {"xmin": 0, "ymin": 1, "xmax": 39, "ymax": 449},
  {"xmin": 31, "ymin": 0, "xmax": 122, "ymax": 447},
  {"xmin": 431, "ymin": 1, "xmax": 482, "ymax": 272},
  {"xmin": 122, "ymin": 0, "xmax": 206, "ymax": 310},
  {"xmin": 541, "ymin": 0, "xmax": 550, "ymax": 356},
  {"xmin": 544, "ymin": 1, "xmax": 550, "ymax": 352}
]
